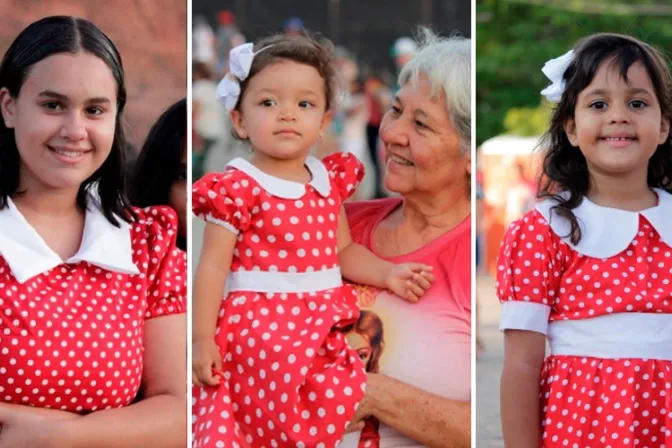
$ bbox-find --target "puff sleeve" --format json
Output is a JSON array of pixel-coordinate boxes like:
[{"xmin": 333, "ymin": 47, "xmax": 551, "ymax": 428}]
[
  {"xmin": 192, "ymin": 169, "xmax": 255, "ymax": 234},
  {"xmin": 496, "ymin": 210, "xmax": 564, "ymax": 334},
  {"xmin": 135, "ymin": 206, "xmax": 187, "ymax": 319},
  {"xmin": 322, "ymin": 152, "xmax": 365, "ymax": 202}
]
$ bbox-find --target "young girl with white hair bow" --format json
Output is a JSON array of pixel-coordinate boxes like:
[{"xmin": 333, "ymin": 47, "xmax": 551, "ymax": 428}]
[
  {"xmin": 191, "ymin": 33, "xmax": 435, "ymax": 448},
  {"xmin": 498, "ymin": 33, "xmax": 672, "ymax": 447}
]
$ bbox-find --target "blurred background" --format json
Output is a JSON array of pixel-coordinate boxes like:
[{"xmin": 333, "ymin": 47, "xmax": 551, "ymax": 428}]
[
  {"xmin": 0, "ymin": 0, "xmax": 186, "ymax": 152},
  {"xmin": 191, "ymin": 0, "xmax": 470, "ymax": 263},
  {"xmin": 475, "ymin": 1, "xmax": 672, "ymax": 446}
]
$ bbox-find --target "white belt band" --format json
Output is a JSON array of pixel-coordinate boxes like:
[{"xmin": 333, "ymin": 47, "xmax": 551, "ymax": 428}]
[
  {"xmin": 226, "ymin": 267, "xmax": 343, "ymax": 293},
  {"xmin": 548, "ymin": 313, "xmax": 672, "ymax": 361}
]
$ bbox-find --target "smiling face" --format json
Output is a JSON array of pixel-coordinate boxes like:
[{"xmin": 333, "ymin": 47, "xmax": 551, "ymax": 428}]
[
  {"xmin": 0, "ymin": 51, "xmax": 118, "ymax": 194},
  {"xmin": 565, "ymin": 59, "xmax": 669, "ymax": 178},
  {"xmin": 230, "ymin": 60, "xmax": 331, "ymax": 162},
  {"xmin": 379, "ymin": 73, "xmax": 470, "ymax": 196}
]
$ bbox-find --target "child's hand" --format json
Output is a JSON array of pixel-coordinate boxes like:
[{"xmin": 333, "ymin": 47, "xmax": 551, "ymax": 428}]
[
  {"xmin": 192, "ymin": 338, "xmax": 223, "ymax": 387},
  {"xmin": 384, "ymin": 263, "xmax": 435, "ymax": 303}
]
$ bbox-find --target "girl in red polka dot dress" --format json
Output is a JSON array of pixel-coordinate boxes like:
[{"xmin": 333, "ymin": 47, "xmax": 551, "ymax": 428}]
[
  {"xmin": 0, "ymin": 17, "xmax": 186, "ymax": 447},
  {"xmin": 498, "ymin": 34, "xmax": 672, "ymax": 448},
  {"xmin": 192, "ymin": 34, "xmax": 434, "ymax": 448}
]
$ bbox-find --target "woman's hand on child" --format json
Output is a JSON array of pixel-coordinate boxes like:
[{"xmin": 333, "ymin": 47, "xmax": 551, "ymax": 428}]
[
  {"xmin": 192, "ymin": 339, "xmax": 223, "ymax": 387},
  {"xmin": 384, "ymin": 263, "xmax": 434, "ymax": 302}
]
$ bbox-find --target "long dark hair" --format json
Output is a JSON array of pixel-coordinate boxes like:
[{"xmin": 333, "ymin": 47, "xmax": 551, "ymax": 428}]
[
  {"xmin": 128, "ymin": 98, "xmax": 186, "ymax": 248},
  {"xmin": 539, "ymin": 33, "xmax": 672, "ymax": 244},
  {"xmin": 0, "ymin": 16, "xmax": 135, "ymax": 225}
]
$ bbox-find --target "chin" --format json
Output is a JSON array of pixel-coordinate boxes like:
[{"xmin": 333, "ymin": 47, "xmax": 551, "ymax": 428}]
[{"xmin": 383, "ymin": 176, "xmax": 411, "ymax": 195}]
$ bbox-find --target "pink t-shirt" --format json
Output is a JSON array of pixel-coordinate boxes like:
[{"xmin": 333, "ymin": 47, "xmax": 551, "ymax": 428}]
[{"xmin": 343, "ymin": 198, "xmax": 471, "ymax": 447}]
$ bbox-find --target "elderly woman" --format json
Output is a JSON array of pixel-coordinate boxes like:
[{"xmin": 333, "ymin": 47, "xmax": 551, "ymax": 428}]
[{"xmin": 343, "ymin": 29, "xmax": 471, "ymax": 447}]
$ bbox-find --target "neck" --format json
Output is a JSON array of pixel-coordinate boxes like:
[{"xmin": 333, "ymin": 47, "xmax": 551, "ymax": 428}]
[
  {"xmin": 398, "ymin": 185, "xmax": 471, "ymax": 232},
  {"xmin": 586, "ymin": 166, "xmax": 656, "ymax": 211},
  {"xmin": 250, "ymin": 151, "xmax": 311, "ymax": 183},
  {"xmin": 12, "ymin": 184, "xmax": 81, "ymax": 218}
]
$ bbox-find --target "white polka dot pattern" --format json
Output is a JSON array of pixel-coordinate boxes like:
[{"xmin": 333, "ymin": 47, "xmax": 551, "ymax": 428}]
[
  {"xmin": 496, "ymin": 209, "xmax": 672, "ymax": 446},
  {"xmin": 191, "ymin": 153, "xmax": 367, "ymax": 447},
  {"xmin": 0, "ymin": 206, "xmax": 186, "ymax": 413}
]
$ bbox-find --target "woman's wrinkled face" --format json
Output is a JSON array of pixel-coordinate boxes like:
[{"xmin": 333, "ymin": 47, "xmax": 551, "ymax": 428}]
[
  {"xmin": 379, "ymin": 73, "xmax": 470, "ymax": 196},
  {"xmin": 169, "ymin": 141, "xmax": 187, "ymax": 239},
  {"xmin": 0, "ymin": 52, "xmax": 118, "ymax": 193}
]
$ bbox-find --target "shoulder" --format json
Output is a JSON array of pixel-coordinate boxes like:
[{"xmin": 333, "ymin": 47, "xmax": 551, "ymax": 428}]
[
  {"xmin": 345, "ymin": 198, "xmax": 401, "ymax": 230},
  {"xmin": 130, "ymin": 205, "xmax": 179, "ymax": 243}
]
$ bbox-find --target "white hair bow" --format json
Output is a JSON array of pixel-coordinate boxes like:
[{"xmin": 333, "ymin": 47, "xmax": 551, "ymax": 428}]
[
  {"xmin": 540, "ymin": 50, "xmax": 574, "ymax": 103},
  {"xmin": 216, "ymin": 43, "xmax": 259, "ymax": 111}
]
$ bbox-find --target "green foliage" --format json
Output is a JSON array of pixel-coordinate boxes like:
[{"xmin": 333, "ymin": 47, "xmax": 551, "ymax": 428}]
[
  {"xmin": 502, "ymin": 102, "xmax": 552, "ymax": 136},
  {"xmin": 476, "ymin": 0, "xmax": 672, "ymax": 146}
]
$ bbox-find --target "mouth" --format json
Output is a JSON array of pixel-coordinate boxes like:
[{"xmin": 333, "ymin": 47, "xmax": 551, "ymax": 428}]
[
  {"xmin": 386, "ymin": 153, "xmax": 415, "ymax": 167},
  {"xmin": 48, "ymin": 145, "xmax": 92, "ymax": 163},
  {"xmin": 274, "ymin": 130, "xmax": 301, "ymax": 137},
  {"xmin": 599, "ymin": 134, "xmax": 637, "ymax": 148}
]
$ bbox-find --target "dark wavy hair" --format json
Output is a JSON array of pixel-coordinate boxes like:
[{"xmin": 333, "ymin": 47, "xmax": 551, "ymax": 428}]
[
  {"xmin": 128, "ymin": 98, "xmax": 186, "ymax": 249},
  {"xmin": 0, "ymin": 16, "xmax": 134, "ymax": 225},
  {"xmin": 539, "ymin": 33, "xmax": 672, "ymax": 244},
  {"xmin": 230, "ymin": 33, "xmax": 337, "ymax": 140}
]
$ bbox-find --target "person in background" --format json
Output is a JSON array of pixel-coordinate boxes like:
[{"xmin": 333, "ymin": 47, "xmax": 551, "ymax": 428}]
[
  {"xmin": 193, "ymin": 15, "xmax": 215, "ymax": 68},
  {"xmin": 129, "ymin": 99, "xmax": 187, "ymax": 250},
  {"xmin": 215, "ymin": 10, "xmax": 245, "ymax": 77}
]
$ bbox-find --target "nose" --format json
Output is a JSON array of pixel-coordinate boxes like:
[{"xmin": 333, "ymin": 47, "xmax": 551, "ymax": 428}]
[
  {"xmin": 278, "ymin": 104, "xmax": 297, "ymax": 122},
  {"xmin": 60, "ymin": 112, "xmax": 87, "ymax": 141},
  {"xmin": 380, "ymin": 112, "xmax": 409, "ymax": 147},
  {"xmin": 608, "ymin": 103, "xmax": 630, "ymax": 124}
]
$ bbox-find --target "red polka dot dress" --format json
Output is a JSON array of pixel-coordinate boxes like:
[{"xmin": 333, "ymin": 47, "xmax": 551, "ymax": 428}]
[
  {"xmin": 191, "ymin": 153, "xmax": 367, "ymax": 448},
  {"xmin": 0, "ymin": 200, "xmax": 186, "ymax": 413},
  {"xmin": 497, "ymin": 189, "xmax": 672, "ymax": 448}
]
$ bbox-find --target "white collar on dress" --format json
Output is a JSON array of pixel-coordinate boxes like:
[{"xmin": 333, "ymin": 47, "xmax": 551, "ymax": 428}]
[
  {"xmin": 535, "ymin": 188, "xmax": 672, "ymax": 258},
  {"xmin": 0, "ymin": 194, "xmax": 140, "ymax": 284},
  {"xmin": 227, "ymin": 156, "xmax": 331, "ymax": 199}
]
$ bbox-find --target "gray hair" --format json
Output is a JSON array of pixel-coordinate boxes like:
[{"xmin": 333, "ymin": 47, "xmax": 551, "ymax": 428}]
[{"xmin": 398, "ymin": 28, "xmax": 471, "ymax": 156}]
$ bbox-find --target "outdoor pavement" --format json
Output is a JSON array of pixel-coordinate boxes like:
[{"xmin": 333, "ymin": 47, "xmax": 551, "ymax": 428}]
[{"xmin": 476, "ymin": 274, "xmax": 504, "ymax": 447}]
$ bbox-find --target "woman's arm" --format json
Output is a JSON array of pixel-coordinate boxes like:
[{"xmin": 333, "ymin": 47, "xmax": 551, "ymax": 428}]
[
  {"xmin": 49, "ymin": 314, "xmax": 187, "ymax": 448},
  {"xmin": 337, "ymin": 208, "xmax": 433, "ymax": 301},
  {"xmin": 501, "ymin": 329, "xmax": 546, "ymax": 448},
  {"xmin": 356, "ymin": 373, "xmax": 470, "ymax": 448}
]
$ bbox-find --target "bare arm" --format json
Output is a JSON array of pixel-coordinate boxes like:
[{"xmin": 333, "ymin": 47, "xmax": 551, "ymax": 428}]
[
  {"xmin": 337, "ymin": 208, "xmax": 433, "ymax": 300},
  {"xmin": 52, "ymin": 314, "xmax": 187, "ymax": 448},
  {"xmin": 337, "ymin": 207, "xmax": 392, "ymax": 288},
  {"xmin": 192, "ymin": 222, "xmax": 236, "ymax": 342},
  {"xmin": 501, "ymin": 329, "xmax": 546, "ymax": 448},
  {"xmin": 359, "ymin": 374, "xmax": 470, "ymax": 448}
]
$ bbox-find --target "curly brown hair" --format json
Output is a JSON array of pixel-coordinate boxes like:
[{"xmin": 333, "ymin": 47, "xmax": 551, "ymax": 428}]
[
  {"xmin": 538, "ymin": 33, "xmax": 672, "ymax": 244},
  {"xmin": 233, "ymin": 33, "xmax": 337, "ymax": 110}
]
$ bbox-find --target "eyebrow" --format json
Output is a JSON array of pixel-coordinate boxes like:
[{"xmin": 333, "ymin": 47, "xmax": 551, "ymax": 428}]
[
  {"xmin": 584, "ymin": 87, "xmax": 654, "ymax": 97},
  {"xmin": 38, "ymin": 90, "xmax": 112, "ymax": 104},
  {"xmin": 394, "ymin": 96, "xmax": 431, "ymax": 120}
]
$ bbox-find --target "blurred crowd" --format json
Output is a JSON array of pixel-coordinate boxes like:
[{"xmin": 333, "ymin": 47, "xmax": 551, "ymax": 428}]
[{"xmin": 191, "ymin": 9, "xmax": 421, "ymax": 200}]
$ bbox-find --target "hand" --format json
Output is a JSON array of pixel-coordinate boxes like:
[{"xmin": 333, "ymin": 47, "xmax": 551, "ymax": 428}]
[
  {"xmin": 192, "ymin": 338, "xmax": 223, "ymax": 387},
  {"xmin": 0, "ymin": 404, "xmax": 79, "ymax": 448},
  {"xmin": 344, "ymin": 373, "xmax": 379, "ymax": 434},
  {"xmin": 384, "ymin": 263, "xmax": 434, "ymax": 303}
]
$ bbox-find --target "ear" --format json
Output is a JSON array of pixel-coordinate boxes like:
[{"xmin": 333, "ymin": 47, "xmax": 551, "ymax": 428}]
[
  {"xmin": 659, "ymin": 116, "xmax": 670, "ymax": 145},
  {"xmin": 230, "ymin": 109, "xmax": 247, "ymax": 140},
  {"xmin": 465, "ymin": 153, "xmax": 471, "ymax": 177},
  {"xmin": 320, "ymin": 110, "xmax": 333, "ymax": 135},
  {"xmin": 563, "ymin": 118, "xmax": 579, "ymax": 147},
  {"xmin": 0, "ymin": 88, "xmax": 17, "ymax": 129}
]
